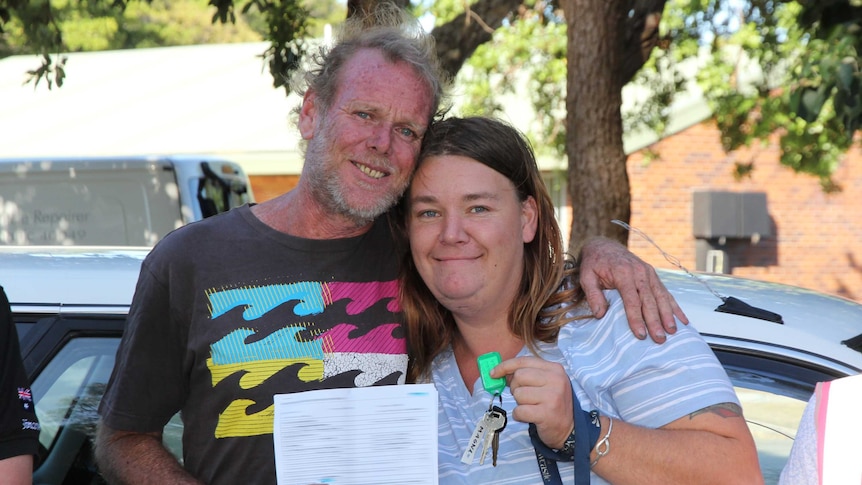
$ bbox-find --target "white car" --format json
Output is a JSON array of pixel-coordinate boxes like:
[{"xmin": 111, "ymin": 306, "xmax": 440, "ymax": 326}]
[{"xmin": 3, "ymin": 246, "xmax": 861, "ymax": 484}]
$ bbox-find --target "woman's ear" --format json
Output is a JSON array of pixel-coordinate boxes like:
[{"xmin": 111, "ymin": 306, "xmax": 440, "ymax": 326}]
[{"xmin": 521, "ymin": 196, "xmax": 538, "ymax": 243}]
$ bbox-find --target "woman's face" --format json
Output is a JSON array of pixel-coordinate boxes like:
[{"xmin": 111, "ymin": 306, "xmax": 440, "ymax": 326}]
[{"xmin": 406, "ymin": 154, "xmax": 537, "ymax": 321}]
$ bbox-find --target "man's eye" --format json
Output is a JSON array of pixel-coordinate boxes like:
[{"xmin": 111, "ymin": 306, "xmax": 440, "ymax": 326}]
[
  {"xmin": 356, "ymin": 112, "xmax": 370, "ymax": 119},
  {"xmin": 470, "ymin": 206, "xmax": 489, "ymax": 214},
  {"xmin": 398, "ymin": 127, "xmax": 417, "ymax": 138}
]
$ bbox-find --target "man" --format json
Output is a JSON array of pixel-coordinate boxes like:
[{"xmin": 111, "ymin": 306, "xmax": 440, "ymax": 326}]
[
  {"xmin": 1, "ymin": 286, "xmax": 41, "ymax": 485},
  {"xmin": 95, "ymin": 5, "xmax": 684, "ymax": 484}
]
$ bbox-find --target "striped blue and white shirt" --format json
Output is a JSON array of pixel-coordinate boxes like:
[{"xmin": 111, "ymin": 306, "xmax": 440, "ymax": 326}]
[{"xmin": 430, "ymin": 289, "xmax": 739, "ymax": 484}]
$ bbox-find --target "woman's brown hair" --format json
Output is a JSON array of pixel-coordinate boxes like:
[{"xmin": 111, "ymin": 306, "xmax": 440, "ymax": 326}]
[{"xmin": 394, "ymin": 117, "xmax": 586, "ymax": 383}]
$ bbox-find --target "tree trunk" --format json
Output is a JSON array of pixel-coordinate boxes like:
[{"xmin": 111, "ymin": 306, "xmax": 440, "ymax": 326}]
[{"xmin": 563, "ymin": 0, "xmax": 632, "ymax": 252}]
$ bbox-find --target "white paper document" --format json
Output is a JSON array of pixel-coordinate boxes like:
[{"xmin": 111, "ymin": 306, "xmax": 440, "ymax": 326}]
[{"xmin": 273, "ymin": 384, "xmax": 438, "ymax": 485}]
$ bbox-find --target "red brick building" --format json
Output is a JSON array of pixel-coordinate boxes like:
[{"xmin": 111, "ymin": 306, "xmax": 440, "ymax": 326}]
[{"xmin": 627, "ymin": 121, "xmax": 862, "ymax": 302}]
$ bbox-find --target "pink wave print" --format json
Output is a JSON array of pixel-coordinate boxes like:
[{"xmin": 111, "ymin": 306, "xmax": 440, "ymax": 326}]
[
  {"xmin": 316, "ymin": 323, "xmax": 405, "ymax": 354},
  {"xmin": 327, "ymin": 280, "xmax": 401, "ymax": 314}
]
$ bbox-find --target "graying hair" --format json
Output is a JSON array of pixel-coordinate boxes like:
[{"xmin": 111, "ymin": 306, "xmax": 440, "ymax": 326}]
[{"xmin": 293, "ymin": 2, "xmax": 449, "ymax": 122}]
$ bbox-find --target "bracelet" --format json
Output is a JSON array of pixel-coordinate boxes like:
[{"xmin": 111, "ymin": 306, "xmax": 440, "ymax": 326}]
[
  {"xmin": 590, "ymin": 416, "xmax": 613, "ymax": 468},
  {"xmin": 552, "ymin": 426, "xmax": 576, "ymax": 460}
]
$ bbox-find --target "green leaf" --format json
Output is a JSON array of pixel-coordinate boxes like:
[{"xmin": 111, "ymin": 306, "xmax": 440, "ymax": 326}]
[{"xmin": 836, "ymin": 59, "xmax": 857, "ymax": 94}]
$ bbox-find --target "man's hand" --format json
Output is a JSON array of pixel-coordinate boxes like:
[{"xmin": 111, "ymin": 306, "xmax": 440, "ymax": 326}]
[
  {"xmin": 579, "ymin": 236, "xmax": 687, "ymax": 342},
  {"xmin": 491, "ymin": 356, "xmax": 573, "ymax": 449}
]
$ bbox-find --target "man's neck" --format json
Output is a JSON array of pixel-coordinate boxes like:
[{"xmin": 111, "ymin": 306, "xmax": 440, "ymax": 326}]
[{"xmin": 251, "ymin": 190, "xmax": 374, "ymax": 239}]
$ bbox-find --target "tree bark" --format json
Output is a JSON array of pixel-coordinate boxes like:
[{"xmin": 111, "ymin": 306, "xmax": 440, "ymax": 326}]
[{"xmin": 563, "ymin": 0, "xmax": 631, "ymax": 251}]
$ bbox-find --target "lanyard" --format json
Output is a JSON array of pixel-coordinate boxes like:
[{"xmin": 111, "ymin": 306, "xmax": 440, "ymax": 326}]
[
  {"xmin": 530, "ymin": 389, "xmax": 593, "ymax": 485},
  {"xmin": 531, "ymin": 431, "xmax": 565, "ymax": 485}
]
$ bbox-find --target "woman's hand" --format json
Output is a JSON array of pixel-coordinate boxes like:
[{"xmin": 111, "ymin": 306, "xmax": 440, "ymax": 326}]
[{"xmin": 492, "ymin": 356, "xmax": 573, "ymax": 449}]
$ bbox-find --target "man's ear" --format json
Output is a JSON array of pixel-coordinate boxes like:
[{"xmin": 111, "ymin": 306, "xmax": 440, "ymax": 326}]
[{"xmin": 298, "ymin": 90, "xmax": 318, "ymax": 140}]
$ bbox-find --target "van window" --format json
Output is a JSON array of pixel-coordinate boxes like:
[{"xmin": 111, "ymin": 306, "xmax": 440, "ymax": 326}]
[
  {"xmin": 197, "ymin": 161, "xmax": 251, "ymax": 218},
  {"xmin": 0, "ymin": 158, "xmax": 254, "ymax": 246},
  {"xmin": 0, "ymin": 161, "xmax": 182, "ymax": 246}
]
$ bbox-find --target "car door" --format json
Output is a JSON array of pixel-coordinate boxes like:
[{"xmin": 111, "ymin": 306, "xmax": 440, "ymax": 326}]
[
  {"xmin": 18, "ymin": 312, "xmax": 185, "ymax": 485},
  {"xmin": 18, "ymin": 313, "xmax": 125, "ymax": 484}
]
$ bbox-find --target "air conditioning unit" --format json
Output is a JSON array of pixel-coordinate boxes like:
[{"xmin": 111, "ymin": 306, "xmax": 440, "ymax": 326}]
[{"xmin": 706, "ymin": 249, "xmax": 727, "ymax": 273}]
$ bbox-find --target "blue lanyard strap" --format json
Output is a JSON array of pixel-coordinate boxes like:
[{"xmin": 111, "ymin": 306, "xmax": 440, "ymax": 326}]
[{"xmin": 530, "ymin": 389, "xmax": 595, "ymax": 485}]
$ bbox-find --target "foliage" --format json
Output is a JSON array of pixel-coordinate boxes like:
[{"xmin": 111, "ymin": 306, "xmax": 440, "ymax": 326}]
[
  {"xmin": 631, "ymin": 0, "xmax": 862, "ymax": 191},
  {"xmin": 430, "ymin": 0, "xmax": 567, "ymax": 160},
  {"xmin": 0, "ymin": 0, "xmax": 343, "ymax": 91}
]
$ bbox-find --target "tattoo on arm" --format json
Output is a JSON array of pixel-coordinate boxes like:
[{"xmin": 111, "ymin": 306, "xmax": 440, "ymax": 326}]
[{"xmin": 689, "ymin": 402, "xmax": 743, "ymax": 420}]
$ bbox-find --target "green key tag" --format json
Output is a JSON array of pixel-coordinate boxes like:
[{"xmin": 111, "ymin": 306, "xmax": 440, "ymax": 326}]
[{"xmin": 477, "ymin": 351, "xmax": 506, "ymax": 395}]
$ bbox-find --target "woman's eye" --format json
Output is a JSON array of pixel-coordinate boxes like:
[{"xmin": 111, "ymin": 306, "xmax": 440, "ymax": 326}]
[
  {"xmin": 416, "ymin": 209, "xmax": 438, "ymax": 218},
  {"xmin": 470, "ymin": 206, "xmax": 489, "ymax": 214}
]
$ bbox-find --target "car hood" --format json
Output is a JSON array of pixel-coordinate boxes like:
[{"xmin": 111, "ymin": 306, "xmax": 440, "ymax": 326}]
[{"xmin": 0, "ymin": 246, "xmax": 148, "ymax": 308}]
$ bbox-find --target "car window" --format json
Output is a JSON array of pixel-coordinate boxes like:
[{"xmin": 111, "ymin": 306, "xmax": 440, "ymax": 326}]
[
  {"xmin": 32, "ymin": 338, "xmax": 115, "ymax": 451},
  {"xmin": 196, "ymin": 161, "xmax": 252, "ymax": 218},
  {"xmin": 734, "ymin": 384, "xmax": 806, "ymax": 484},
  {"xmin": 30, "ymin": 335, "xmax": 184, "ymax": 482},
  {"xmin": 715, "ymin": 349, "xmax": 843, "ymax": 485}
]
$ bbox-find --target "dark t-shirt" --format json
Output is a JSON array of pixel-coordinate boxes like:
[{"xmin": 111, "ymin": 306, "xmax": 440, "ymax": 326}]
[
  {"xmin": 98, "ymin": 205, "xmax": 405, "ymax": 484},
  {"xmin": 0, "ymin": 285, "xmax": 41, "ymax": 461}
]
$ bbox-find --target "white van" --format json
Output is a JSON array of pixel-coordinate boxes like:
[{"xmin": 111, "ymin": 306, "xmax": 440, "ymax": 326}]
[{"xmin": 0, "ymin": 155, "xmax": 254, "ymax": 246}]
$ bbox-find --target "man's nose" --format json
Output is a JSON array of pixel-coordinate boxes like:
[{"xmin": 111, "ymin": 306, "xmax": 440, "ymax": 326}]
[{"xmin": 366, "ymin": 124, "xmax": 392, "ymax": 153}]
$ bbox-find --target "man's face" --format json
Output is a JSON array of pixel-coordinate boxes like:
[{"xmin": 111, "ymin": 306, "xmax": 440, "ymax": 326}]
[{"xmin": 299, "ymin": 48, "xmax": 434, "ymax": 225}]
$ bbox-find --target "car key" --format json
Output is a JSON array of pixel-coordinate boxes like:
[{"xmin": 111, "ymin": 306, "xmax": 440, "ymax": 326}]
[
  {"xmin": 479, "ymin": 407, "xmax": 507, "ymax": 465},
  {"xmin": 490, "ymin": 405, "xmax": 507, "ymax": 466},
  {"xmin": 461, "ymin": 413, "xmax": 490, "ymax": 465}
]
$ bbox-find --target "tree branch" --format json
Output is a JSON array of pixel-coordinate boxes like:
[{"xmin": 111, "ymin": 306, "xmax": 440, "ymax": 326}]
[
  {"xmin": 620, "ymin": 0, "xmax": 667, "ymax": 85},
  {"xmin": 430, "ymin": 0, "xmax": 522, "ymax": 79}
]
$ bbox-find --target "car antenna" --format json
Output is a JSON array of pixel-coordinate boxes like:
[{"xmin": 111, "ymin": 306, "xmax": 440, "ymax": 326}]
[{"xmin": 611, "ymin": 220, "xmax": 783, "ymax": 324}]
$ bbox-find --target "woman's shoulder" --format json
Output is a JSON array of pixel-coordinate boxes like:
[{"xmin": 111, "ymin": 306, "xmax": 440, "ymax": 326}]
[{"xmin": 557, "ymin": 288, "xmax": 697, "ymax": 355}]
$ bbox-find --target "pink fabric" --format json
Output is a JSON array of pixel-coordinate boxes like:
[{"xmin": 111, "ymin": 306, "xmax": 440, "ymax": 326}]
[{"xmin": 813, "ymin": 380, "xmax": 830, "ymax": 485}]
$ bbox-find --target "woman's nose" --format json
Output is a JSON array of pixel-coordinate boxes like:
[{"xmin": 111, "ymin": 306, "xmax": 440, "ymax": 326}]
[{"xmin": 439, "ymin": 214, "xmax": 468, "ymax": 244}]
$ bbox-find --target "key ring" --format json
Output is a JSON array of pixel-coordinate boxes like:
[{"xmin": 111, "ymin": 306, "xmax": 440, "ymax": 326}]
[{"xmin": 488, "ymin": 391, "xmax": 502, "ymax": 411}]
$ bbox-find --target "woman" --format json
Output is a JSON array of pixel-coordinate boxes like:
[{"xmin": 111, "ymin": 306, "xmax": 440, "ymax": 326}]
[{"xmin": 396, "ymin": 116, "xmax": 763, "ymax": 484}]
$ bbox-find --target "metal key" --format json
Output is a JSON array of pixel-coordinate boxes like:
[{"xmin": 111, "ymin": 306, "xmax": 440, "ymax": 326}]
[
  {"xmin": 479, "ymin": 407, "xmax": 507, "ymax": 465},
  {"xmin": 490, "ymin": 405, "xmax": 507, "ymax": 466}
]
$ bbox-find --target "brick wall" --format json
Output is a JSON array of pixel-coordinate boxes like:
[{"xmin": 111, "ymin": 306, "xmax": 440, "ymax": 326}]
[
  {"xmin": 627, "ymin": 120, "xmax": 862, "ymax": 302},
  {"xmin": 249, "ymin": 175, "xmax": 300, "ymax": 203}
]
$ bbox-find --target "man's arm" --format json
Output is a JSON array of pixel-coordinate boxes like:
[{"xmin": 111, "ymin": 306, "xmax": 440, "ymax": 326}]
[
  {"xmin": 578, "ymin": 236, "xmax": 687, "ymax": 342},
  {"xmin": 95, "ymin": 422, "xmax": 203, "ymax": 485},
  {"xmin": 0, "ymin": 455, "xmax": 32, "ymax": 485}
]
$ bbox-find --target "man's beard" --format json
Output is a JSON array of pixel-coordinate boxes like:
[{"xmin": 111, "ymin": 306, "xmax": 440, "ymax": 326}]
[{"xmin": 303, "ymin": 124, "xmax": 408, "ymax": 227}]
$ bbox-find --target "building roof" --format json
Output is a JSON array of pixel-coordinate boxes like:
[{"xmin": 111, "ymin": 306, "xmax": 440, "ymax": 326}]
[{"xmin": 0, "ymin": 42, "xmax": 303, "ymax": 175}]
